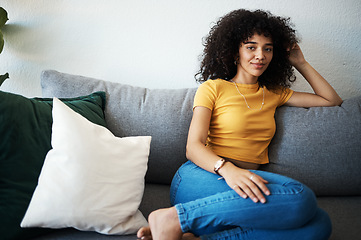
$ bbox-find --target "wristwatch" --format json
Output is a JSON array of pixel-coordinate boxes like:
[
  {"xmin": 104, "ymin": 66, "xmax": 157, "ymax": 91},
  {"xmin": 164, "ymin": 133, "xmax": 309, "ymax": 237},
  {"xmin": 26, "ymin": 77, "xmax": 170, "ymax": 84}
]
[{"xmin": 214, "ymin": 158, "xmax": 226, "ymax": 175}]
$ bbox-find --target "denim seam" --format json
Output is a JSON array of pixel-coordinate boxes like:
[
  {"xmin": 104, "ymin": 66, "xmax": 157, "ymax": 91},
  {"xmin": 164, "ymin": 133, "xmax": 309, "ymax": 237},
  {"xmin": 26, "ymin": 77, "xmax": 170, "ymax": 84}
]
[
  {"xmin": 276, "ymin": 182, "xmax": 305, "ymax": 195},
  {"xmin": 175, "ymin": 203, "xmax": 190, "ymax": 233},
  {"xmin": 170, "ymin": 171, "xmax": 182, "ymax": 205}
]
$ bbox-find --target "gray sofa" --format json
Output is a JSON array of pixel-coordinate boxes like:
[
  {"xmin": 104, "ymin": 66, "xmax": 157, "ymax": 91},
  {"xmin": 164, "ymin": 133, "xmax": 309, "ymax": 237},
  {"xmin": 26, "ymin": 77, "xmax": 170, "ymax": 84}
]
[{"xmin": 32, "ymin": 70, "xmax": 361, "ymax": 239}]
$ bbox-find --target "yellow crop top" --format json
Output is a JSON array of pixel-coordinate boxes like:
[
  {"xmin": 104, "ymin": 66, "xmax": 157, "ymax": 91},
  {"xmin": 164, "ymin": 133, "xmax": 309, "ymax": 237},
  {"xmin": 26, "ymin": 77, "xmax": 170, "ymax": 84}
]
[{"xmin": 193, "ymin": 79, "xmax": 294, "ymax": 164}]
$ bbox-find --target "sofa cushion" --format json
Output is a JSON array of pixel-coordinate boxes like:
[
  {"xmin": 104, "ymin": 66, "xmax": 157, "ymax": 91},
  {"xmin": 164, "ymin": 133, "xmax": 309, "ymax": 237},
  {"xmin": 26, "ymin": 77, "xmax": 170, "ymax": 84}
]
[
  {"xmin": 318, "ymin": 196, "xmax": 361, "ymax": 239},
  {"xmin": 264, "ymin": 95, "xmax": 361, "ymax": 196},
  {"xmin": 0, "ymin": 90, "xmax": 106, "ymax": 240},
  {"xmin": 41, "ymin": 70, "xmax": 196, "ymax": 184},
  {"xmin": 21, "ymin": 98, "xmax": 150, "ymax": 235}
]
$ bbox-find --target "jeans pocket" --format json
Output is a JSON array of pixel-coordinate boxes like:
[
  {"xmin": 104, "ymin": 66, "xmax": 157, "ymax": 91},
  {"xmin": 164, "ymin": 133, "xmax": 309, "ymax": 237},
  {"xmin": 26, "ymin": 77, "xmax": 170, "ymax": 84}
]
[{"xmin": 170, "ymin": 170, "xmax": 182, "ymax": 205}]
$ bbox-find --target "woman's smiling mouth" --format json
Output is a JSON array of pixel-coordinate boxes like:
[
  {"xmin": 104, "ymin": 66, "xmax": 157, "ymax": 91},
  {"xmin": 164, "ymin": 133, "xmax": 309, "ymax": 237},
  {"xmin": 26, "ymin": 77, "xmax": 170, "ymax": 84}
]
[{"xmin": 252, "ymin": 63, "xmax": 266, "ymax": 69}]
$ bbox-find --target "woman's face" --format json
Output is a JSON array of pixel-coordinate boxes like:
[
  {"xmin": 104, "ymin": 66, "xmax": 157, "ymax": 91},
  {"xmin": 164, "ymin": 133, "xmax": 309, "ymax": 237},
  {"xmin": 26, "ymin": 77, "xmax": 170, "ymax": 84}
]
[{"xmin": 236, "ymin": 34, "xmax": 273, "ymax": 81}]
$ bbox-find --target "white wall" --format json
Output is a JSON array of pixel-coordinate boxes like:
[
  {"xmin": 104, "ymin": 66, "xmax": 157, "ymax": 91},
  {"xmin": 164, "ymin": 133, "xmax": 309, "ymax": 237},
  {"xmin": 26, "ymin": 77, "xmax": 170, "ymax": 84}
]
[{"xmin": 0, "ymin": 0, "xmax": 360, "ymax": 99}]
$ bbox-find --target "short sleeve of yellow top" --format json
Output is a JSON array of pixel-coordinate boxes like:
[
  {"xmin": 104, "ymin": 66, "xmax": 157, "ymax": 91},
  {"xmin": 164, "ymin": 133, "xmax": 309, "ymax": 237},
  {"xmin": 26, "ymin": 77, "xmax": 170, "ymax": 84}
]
[{"xmin": 193, "ymin": 79, "xmax": 294, "ymax": 164}]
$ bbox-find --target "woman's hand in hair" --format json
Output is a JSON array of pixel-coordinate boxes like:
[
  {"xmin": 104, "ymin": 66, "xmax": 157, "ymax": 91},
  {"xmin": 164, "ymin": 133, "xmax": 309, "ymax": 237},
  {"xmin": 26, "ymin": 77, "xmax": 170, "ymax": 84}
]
[{"xmin": 288, "ymin": 44, "xmax": 307, "ymax": 68}]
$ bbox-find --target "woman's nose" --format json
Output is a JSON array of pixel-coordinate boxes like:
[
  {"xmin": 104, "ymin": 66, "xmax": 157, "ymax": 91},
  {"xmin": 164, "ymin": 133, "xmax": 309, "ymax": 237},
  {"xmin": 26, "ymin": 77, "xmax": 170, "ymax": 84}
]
[{"xmin": 255, "ymin": 49, "xmax": 265, "ymax": 60}]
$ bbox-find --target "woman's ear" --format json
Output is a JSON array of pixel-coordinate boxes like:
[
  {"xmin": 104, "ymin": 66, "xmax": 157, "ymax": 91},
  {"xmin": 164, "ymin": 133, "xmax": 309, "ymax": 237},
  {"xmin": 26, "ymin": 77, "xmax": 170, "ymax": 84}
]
[{"xmin": 234, "ymin": 56, "xmax": 240, "ymax": 65}]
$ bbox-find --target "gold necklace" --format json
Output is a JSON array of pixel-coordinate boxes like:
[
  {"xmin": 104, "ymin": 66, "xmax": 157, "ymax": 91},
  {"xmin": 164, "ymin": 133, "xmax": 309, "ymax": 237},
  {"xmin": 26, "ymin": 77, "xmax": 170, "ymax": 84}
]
[{"xmin": 230, "ymin": 80, "xmax": 265, "ymax": 110}]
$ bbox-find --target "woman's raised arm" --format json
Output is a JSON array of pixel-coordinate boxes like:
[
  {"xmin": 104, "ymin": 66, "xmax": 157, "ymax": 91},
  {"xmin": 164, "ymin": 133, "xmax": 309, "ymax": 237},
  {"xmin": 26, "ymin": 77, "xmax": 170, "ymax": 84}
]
[{"xmin": 285, "ymin": 44, "xmax": 343, "ymax": 108}]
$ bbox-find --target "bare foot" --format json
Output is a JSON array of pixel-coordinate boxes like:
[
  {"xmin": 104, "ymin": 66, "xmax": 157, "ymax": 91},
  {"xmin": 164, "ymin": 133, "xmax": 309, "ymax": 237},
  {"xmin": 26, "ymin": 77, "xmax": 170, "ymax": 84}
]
[
  {"xmin": 137, "ymin": 228, "xmax": 200, "ymax": 240},
  {"xmin": 137, "ymin": 226, "xmax": 152, "ymax": 240},
  {"xmin": 138, "ymin": 207, "xmax": 183, "ymax": 240},
  {"xmin": 149, "ymin": 207, "xmax": 183, "ymax": 240},
  {"xmin": 137, "ymin": 208, "xmax": 201, "ymax": 240},
  {"xmin": 182, "ymin": 233, "xmax": 201, "ymax": 240}
]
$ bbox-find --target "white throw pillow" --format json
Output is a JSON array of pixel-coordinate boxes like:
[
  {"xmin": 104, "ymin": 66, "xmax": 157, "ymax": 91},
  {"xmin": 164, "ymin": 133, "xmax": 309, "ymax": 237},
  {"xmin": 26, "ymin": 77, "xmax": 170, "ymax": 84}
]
[{"xmin": 21, "ymin": 97, "xmax": 151, "ymax": 235}]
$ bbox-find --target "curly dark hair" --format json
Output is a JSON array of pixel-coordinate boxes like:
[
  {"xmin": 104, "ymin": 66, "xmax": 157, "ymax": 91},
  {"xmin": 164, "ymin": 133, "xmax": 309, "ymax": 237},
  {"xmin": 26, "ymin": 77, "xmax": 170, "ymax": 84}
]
[{"xmin": 195, "ymin": 9, "xmax": 299, "ymax": 90}]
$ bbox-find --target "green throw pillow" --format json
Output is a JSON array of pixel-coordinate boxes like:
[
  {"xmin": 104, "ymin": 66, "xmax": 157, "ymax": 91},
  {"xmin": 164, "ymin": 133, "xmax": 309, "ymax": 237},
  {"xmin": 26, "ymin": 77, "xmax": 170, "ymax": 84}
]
[{"xmin": 0, "ymin": 90, "xmax": 106, "ymax": 240}]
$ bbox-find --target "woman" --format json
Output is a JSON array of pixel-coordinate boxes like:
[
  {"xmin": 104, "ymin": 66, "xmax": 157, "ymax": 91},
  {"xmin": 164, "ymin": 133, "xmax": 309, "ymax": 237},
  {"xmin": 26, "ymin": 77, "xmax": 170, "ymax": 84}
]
[{"xmin": 138, "ymin": 9, "xmax": 342, "ymax": 240}]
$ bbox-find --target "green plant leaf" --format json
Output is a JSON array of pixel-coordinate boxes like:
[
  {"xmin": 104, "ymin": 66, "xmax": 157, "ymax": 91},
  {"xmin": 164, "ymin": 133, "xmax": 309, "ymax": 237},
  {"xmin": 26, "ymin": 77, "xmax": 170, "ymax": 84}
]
[
  {"xmin": 0, "ymin": 31, "xmax": 4, "ymax": 53},
  {"xmin": 0, "ymin": 7, "xmax": 7, "ymax": 54},
  {"xmin": 0, "ymin": 73, "xmax": 9, "ymax": 86},
  {"xmin": 0, "ymin": 7, "xmax": 8, "ymax": 28},
  {"xmin": 0, "ymin": 7, "xmax": 8, "ymax": 86}
]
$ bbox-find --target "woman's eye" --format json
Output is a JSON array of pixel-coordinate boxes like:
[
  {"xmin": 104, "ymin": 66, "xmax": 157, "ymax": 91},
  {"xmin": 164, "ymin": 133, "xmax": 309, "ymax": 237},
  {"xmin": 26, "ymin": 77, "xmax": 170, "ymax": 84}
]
[
  {"xmin": 247, "ymin": 46, "xmax": 255, "ymax": 50},
  {"xmin": 265, "ymin": 48, "xmax": 273, "ymax": 52}
]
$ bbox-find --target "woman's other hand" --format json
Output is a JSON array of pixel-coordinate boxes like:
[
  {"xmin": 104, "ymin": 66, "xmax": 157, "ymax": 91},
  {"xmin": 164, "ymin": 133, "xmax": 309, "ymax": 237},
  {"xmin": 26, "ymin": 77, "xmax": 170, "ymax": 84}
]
[{"xmin": 218, "ymin": 162, "xmax": 270, "ymax": 204}]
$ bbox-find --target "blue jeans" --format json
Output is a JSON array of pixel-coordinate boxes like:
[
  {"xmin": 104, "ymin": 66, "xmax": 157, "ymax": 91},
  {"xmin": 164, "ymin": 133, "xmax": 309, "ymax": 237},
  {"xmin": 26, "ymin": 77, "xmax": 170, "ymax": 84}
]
[{"xmin": 170, "ymin": 161, "xmax": 332, "ymax": 240}]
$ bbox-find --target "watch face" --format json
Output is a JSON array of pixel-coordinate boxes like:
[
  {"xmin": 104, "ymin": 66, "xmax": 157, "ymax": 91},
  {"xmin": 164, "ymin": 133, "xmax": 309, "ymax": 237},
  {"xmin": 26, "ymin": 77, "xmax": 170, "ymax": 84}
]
[
  {"xmin": 215, "ymin": 161, "xmax": 222, "ymax": 168},
  {"xmin": 214, "ymin": 159, "xmax": 225, "ymax": 175}
]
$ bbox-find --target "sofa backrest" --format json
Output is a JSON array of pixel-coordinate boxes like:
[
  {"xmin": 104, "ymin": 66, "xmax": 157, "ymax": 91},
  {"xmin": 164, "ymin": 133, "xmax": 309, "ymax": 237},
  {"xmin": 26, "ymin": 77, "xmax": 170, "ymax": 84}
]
[
  {"xmin": 41, "ymin": 70, "xmax": 361, "ymax": 196},
  {"xmin": 264, "ymin": 97, "xmax": 361, "ymax": 196},
  {"xmin": 41, "ymin": 70, "xmax": 196, "ymax": 185}
]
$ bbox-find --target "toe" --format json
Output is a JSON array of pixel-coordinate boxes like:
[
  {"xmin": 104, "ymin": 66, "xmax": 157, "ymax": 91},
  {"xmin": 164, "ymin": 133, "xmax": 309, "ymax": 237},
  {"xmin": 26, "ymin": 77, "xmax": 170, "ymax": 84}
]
[{"xmin": 137, "ymin": 226, "xmax": 151, "ymax": 239}]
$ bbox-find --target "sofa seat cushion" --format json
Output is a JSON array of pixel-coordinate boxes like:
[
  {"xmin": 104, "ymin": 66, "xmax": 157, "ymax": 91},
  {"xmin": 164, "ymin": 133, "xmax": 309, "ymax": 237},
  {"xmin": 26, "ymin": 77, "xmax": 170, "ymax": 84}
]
[
  {"xmin": 30, "ymin": 182, "xmax": 172, "ymax": 240},
  {"xmin": 318, "ymin": 196, "xmax": 361, "ymax": 240}
]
